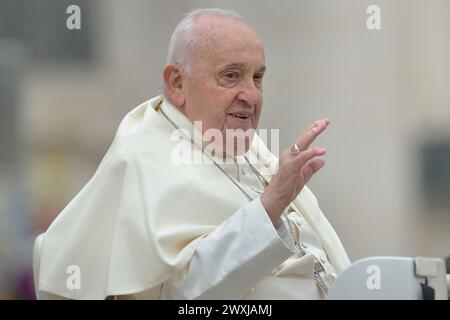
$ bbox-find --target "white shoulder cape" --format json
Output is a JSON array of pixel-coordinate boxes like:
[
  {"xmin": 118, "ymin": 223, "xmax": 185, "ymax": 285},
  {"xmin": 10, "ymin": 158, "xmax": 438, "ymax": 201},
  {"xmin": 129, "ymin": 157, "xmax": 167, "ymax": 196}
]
[{"xmin": 35, "ymin": 96, "xmax": 350, "ymax": 299}]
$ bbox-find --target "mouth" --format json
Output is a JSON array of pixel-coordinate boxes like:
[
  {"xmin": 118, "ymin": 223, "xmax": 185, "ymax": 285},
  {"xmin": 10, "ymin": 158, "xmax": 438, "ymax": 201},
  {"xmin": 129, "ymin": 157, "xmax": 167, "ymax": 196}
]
[{"xmin": 227, "ymin": 112, "xmax": 252, "ymax": 120}]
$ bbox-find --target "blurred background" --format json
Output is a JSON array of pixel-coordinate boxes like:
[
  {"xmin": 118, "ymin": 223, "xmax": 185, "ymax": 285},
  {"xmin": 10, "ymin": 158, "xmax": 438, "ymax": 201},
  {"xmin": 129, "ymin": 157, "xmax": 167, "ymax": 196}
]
[{"xmin": 0, "ymin": 0, "xmax": 449, "ymax": 299}]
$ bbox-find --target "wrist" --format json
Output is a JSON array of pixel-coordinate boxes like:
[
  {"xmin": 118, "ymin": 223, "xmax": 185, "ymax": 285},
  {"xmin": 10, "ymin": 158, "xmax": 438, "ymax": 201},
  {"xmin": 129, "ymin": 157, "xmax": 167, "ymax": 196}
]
[{"xmin": 260, "ymin": 192, "xmax": 286, "ymax": 225}]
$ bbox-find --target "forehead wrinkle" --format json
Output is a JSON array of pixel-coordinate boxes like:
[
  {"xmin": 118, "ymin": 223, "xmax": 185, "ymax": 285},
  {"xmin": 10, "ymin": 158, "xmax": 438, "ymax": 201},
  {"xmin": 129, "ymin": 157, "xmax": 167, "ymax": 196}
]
[
  {"xmin": 194, "ymin": 16, "xmax": 262, "ymax": 53},
  {"xmin": 188, "ymin": 16, "xmax": 265, "ymax": 77},
  {"xmin": 220, "ymin": 63, "xmax": 266, "ymax": 73}
]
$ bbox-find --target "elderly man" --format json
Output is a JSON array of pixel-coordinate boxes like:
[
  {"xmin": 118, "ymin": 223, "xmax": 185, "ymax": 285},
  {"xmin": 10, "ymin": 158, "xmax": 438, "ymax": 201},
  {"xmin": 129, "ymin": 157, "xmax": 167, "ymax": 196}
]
[{"xmin": 33, "ymin": 8, "xmax": 350, "ymax": 300}]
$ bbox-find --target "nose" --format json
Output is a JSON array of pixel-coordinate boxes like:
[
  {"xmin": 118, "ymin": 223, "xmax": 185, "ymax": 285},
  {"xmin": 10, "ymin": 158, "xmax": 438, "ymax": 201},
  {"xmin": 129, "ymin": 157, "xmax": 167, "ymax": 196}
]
[{"xmin": 237, "ymin": 78, "xmax": 261, "ymax": 107}]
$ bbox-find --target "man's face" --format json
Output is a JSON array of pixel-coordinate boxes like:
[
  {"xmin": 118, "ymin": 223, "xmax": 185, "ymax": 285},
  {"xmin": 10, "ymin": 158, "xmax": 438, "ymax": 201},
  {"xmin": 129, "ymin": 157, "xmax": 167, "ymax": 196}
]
[{"xmin": 180, "ymin": 16, "xmax": 265, "ymax": 156}]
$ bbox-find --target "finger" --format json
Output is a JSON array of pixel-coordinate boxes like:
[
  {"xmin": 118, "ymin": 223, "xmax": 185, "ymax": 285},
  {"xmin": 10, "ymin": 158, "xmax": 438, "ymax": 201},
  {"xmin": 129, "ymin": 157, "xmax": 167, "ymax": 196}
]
[
  {"xmin": 304, "ymin": 118, "xmax": 330, "ymax": 134},
  {"xmin": 301, "ymin": 157, "xmax": 326, "ymax": 182},
  {"xmin": 299, "ymin": 118, "xmax": 330, "ymax": 140},
  {"xmin": 294, "ymin": 147, "xmax": 326, "ymax": 167},
  {"xmin": 297, "ymin": 119, "xmax": 330, "ymax": 151}
]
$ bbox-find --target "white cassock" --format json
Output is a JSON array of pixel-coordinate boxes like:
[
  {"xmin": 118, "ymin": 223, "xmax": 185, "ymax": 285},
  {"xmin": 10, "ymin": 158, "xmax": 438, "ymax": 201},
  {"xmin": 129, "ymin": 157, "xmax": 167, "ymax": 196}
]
[{"xmin": 33, "ymin": 96, "xmax": 351, "ymax": 300}]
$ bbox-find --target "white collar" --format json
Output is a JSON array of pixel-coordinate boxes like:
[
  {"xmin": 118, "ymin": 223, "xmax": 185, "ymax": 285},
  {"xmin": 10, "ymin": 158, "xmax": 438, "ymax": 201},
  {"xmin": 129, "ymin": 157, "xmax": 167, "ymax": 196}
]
[{"xmin": 155, "ymin": 96, "xmax": 249, "ymax": 166}]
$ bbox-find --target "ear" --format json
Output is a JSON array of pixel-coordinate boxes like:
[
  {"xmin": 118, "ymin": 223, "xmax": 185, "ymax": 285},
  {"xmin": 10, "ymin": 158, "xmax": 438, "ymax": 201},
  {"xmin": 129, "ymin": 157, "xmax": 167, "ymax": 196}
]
[{"xmin": 163, "ymin": 64, "xmax": 186, "ymax": 107}]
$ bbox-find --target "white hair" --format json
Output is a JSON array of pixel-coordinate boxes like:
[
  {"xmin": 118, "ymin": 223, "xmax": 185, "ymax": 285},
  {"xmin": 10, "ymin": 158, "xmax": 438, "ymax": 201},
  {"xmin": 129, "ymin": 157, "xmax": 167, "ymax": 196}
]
[{"xmin": 162, "ymin": 8, "xmax": 246, "ymax": 96}]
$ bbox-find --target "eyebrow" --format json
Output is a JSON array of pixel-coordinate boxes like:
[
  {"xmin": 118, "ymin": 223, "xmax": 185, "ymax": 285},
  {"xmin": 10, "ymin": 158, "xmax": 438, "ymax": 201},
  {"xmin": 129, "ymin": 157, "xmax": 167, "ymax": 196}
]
[{"xmin": 222, "ymin": 63, "xmax": 266, "ymax": 73}]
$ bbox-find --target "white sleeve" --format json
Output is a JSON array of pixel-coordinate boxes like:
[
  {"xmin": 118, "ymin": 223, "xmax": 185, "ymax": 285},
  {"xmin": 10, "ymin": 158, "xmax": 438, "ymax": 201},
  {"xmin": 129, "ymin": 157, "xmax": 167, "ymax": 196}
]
[{"xmin": 165, "ymin": 197, "xmax": 297, "ymax": 299}]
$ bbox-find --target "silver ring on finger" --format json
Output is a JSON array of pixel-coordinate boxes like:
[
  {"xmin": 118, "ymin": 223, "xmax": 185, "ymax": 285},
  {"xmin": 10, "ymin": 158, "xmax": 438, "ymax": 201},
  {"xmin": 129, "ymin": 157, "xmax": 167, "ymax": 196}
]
[{"xmin": 290, "ymin": 143, "xmax": 301, "ymax": 155}]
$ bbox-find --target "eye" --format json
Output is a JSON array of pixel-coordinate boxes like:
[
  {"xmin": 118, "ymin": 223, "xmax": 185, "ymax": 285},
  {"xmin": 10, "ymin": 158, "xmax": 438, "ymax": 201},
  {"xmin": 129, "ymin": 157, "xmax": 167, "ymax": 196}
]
[
  {"xmin": 253, "ymin": 73, "xmax": 265, "ymax": 88},
  {"xmin": 217, "ymin": 70, "xmax": 242, "ymax": 87},
  {"xmin": 254, "ymin": 72, "xmax": 264, "ymax": 82},
  {"xmin": 223, "ymin": 71, "xmax": 240, "ymax": 81}
]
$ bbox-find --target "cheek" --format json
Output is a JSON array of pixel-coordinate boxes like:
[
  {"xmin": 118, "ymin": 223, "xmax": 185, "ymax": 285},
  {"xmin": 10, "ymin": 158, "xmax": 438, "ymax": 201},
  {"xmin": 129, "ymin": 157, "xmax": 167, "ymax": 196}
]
[
  {"xmin": 196, "ymin": 86, "xmax": 240, "ymax": 130},
  {"xmin": 201, "ymin": 105, "xmax": 229, "ymax": 133},
  {"xmin": 254, "ymin": 103, "xmax": 263, "ymax": 121},
  {"xmin": 214, "ymin": 93, "xmax": 237, "ymax": 125}
]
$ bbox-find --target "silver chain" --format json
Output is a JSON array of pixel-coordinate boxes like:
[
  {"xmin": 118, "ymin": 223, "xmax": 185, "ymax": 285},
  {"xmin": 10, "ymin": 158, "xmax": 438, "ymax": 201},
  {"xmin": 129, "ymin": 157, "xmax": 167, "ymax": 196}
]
[
  {"xmin": 159, "ymin": 106, "xmax": 254, "ymax": 201},
  {"xmin": 245, "ymin": 147, "xmax": 330, "ymax": 295},
  {"xmin": 158, "ymin": 103, "xmax": 329, "ymax": 295}
]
